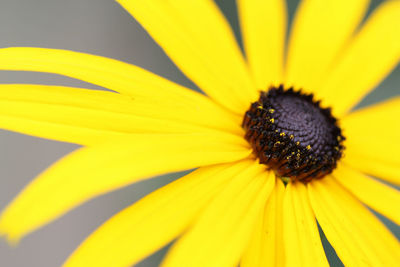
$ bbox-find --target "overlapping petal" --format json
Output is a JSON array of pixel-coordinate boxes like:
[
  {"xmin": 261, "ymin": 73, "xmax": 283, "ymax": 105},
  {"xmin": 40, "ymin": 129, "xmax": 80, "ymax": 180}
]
[
  {"xmin": 309, "ymin": 177, "xmax": 400, "ymax": 266},
  {"xmin": 117, "ymin": 0, "xmax": 257, "ymax": 114},
  {"xmin": 0, "ymin": 47, "xmax": 241, "ymax": 122},
  {"xmin": 237, "ymin": 0, "xmax": 287, "ymax": 87},
  {"xmin": 342, "ymin": 97, "xmax": 400, "ymax": 185},
  {"xmin": 334, "ymin": 164, "xmax": 400, "ymax": 225},
  {"xmin": 318, "ymin": 1, "xmax": 400, "ymax": 116},
  {"xmin": 0, "ymin": 84, "xmax": 243, "ymax": 145},
  {"xmin": 0, "ymin": 133, "xmax": 251, "ymax": 242},
  {"xmin": 162, "ymin": 161, "xmax": 274, "ymax": 267},
  {"xmin": 285, "ymin": 0, "xmax": 369, "ymax": 92},
  {"xmin": 283, "ymin": 182, "xmax": 328, "ymax": 267},
  {"xmin": 64, "ymin": 161, "xmax": 250, "ymax": 267},
  {"xmin": 240, "ymin": 178, "xmax": 285, "ymax": 267},
  {"xmin": 0, "ymin": 84, "xmax": 242, "ymax": 145}
]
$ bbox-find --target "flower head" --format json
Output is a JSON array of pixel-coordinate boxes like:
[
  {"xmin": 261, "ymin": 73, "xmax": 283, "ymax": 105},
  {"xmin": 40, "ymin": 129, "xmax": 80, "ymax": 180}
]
[{"xmin": 0, "ymin": 0, "xmax": 399, "ymax": 266}]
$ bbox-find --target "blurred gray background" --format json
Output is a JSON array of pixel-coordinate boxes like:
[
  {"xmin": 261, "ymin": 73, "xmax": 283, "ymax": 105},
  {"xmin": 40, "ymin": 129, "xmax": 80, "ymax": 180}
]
[{"xmin": 0, "ymin": 0, "xmax": 398, "ymax": 266}]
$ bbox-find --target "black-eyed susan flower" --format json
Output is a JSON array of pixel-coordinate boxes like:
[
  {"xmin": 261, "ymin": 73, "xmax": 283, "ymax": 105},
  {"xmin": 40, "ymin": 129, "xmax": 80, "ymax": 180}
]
[{"xmin": 0, "ymin": 0, "xmax": 399, "ymax": 266}]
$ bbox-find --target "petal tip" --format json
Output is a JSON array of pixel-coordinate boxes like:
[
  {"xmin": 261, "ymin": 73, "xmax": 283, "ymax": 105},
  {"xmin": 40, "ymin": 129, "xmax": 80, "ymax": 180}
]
[
  {"xmin": 0, "ymin": 226, "xmax": 21, "ymax": 247},
  {"xmin": 0, "ymin": 214, "xmax": 24, "ymax": 246}
]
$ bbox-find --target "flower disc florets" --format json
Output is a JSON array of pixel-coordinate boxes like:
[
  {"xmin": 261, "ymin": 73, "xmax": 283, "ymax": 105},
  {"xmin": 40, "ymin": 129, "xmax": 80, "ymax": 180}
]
[{"xmin": 242, "ymin": 85, "xmax": 345, "ymax": 183}]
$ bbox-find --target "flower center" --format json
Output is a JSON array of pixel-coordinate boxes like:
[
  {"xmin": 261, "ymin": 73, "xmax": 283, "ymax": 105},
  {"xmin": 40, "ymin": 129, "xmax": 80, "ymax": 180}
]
[{"xmin": 242, "ymin": 85, "xmax": 345, "ymax": 183}]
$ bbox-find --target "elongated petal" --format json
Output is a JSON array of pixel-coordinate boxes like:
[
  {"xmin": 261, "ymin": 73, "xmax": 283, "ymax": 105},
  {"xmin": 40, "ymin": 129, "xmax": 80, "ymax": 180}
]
[
  {"xmin": 117, "ymin": 0, "xmax": 256, "ymax": 114},
  {"xmin": 318, "ymin": 1, "xmax": 400, "ymax": 116},
  {"xmin": 237, "ymin": 0, "xmax": 287, "ymax": 87},
  {"xmin": 285, "ymin": 0, "xmax": 369, "ymax": 92},
  {"xmin": 283, "ymin": 182, "xmax": 328, "ymax": 267},
  {"xmin": 0, "ymin": 84, "xmax": 243, "ymax": 145},
  {"xmin": 64, "ymin": 161, "xmax": 251, "ymax": 267},
  {"xmin": 241, "ymin": 178, "xmax": 285, "ymax": 267},
  {"xmin": 308, "ymin": 177, "xmax": 400, "ymax": 266},
  {"xmin": 0, "ymin": 84, "xmax": 233, "ymax": 146},
  {"xmin": 334, "ymin": 164, "xmax": 400, "ymax": 225},
  {"xmin": 0, "ymin": 47, "xmax": 240, "ymax": 122},
  {"xmin": 342, "ymin": 97, "xmax": 400, "ymax": 185},
  {"xmin": 0, "ymin": 114, "xmax": 129, "ymax": 146},
  {"xmin": 343, "ymin": 159, "xmax": 400, "ymax": 186},
  {"xmin": 162, "ymin": 161, "xmax": 275, "ymax": 267},
  {"xmin": 0, "ymin": 133, "xmax": 251, "ymax": 242}
]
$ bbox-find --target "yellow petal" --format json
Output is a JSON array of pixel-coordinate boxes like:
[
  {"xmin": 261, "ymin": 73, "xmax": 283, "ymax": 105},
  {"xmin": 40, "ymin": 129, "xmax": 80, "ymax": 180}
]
[
  {"xmin": 237, "ymin": 0, "xmax": 287, "ymax": 87},
  {"xmin": 334, "ymin": 164, "xmax": 400, "ymax": 225},
  {"xmin": 117, "ymin": 0, "xmax": 256, "ymax": 114},
  {"xmin": 0, "ymin": 133, "xmax": 251, "ymax": 242},
  {"xmin": 241, "ymin": 178, "xmax": 285, "ymax": 267},
  {"xmin": 283, "ymin": 182, "xmax": 329, "ymax": 267},
  {"xmin": 0, "ymin": 84, "xmax": 233, "ymax": 146},
  {"xmin": 0, "ymin": 47, "xmax": 241, "ymax": 127},
  {"xmin": 308, "ymin": 176, "xmax": 400, "ymax": 266},
  {"xmin": 318, "ymin": 1, "xmax": 400, "ymax": 117},
  {"xmin": 0, "ymin": 114, "xmax": 128, "ymax": 146},
  {"xmin": 343, "ymin": 159, "xmax": 400, "ymax": 186},
  {"xmin": 64, "ymin": 161, "xmax": 250, "ymax": 267},
  {"xmin": 285, "ymin": 0, "xmax": 369, "ymax": 92},
  {"xmin": 342, "ymin": 97, "xmax": 400, "ymax": 185},
  {"xmin": 162, "ymin": 161, "xmax": 275, "ymax": 267}
]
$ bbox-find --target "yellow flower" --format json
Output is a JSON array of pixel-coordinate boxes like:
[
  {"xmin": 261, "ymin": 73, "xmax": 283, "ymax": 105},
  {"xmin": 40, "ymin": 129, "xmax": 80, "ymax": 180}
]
[{"xmin": 0, "ymin": 0, "xmax": 399, "ymax": 266}]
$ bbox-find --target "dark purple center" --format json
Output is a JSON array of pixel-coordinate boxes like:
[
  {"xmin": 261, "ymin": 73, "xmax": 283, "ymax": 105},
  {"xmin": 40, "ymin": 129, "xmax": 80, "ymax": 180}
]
[{"xmin": 242, "ymin": 85, "xmax": 345, "ymax": 183}]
